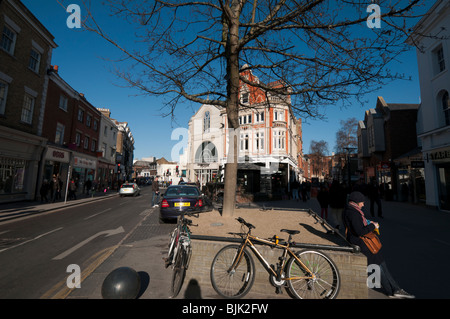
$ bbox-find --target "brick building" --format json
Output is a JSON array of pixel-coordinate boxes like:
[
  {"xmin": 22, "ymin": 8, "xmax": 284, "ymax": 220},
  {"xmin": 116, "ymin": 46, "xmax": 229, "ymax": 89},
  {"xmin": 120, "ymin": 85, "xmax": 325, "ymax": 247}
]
[
  {"xmin": 0, "ymin": 0, "xmax": 57, "ymax": 202},
  {"xmin": 357, "ymin": 96, "xmax": 420, "ymax": 201}
]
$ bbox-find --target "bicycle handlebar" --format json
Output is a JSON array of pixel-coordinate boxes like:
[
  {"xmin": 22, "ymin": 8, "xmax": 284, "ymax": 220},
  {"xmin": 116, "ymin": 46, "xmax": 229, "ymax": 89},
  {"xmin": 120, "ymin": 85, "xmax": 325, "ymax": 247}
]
[{"xmin": 236, "ymin": 217, "xmax": 255, "ymax": 230}]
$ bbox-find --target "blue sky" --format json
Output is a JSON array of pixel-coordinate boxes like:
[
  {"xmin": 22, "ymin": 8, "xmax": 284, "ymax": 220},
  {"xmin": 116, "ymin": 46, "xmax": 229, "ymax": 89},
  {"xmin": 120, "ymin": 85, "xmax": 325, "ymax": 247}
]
[{"xmin": 21, "ymin": 0, "xmax": 429, "ymax": 160}]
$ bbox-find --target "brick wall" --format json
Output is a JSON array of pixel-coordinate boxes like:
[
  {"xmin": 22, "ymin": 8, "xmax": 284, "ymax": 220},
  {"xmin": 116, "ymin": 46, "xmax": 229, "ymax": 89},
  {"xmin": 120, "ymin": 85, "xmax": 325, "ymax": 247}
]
[{"xmin": 183, "ymin": 239, "xmax": 368, "ymax": 299}]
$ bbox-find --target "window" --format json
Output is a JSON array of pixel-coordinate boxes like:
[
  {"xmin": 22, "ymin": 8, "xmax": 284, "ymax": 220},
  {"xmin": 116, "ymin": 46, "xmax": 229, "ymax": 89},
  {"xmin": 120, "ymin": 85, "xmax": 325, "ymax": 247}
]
[
  {"xmin": 84, "ymin": 136, "xmax": 89, "ymax": 149},
  {"xmin": 86, "ymin": 114, "xmax": 92, "ymax": 127},
  {"xmin": 104, "ymin": 125, "xmax": 108, "ymax": 137},
  {"xmin": 0, "ymin": 80, "xmax": 8, "ymax": 115},
  {"xmin": 59, "ymin": 95, "xmax": 68, "ymax": 111},
  {"xmin": 273, "ymin": 130, "xmax": 285, "ymax": 150},
  {"xmin": 91, "ymin": 139, "xmax": 97, "ymax": 152},
  {"xmin": 102, "ymin": 143, "xmax": 107, "ymax": 157},
  {"xmin": 75, "ymin": 132, "xmax": 81, "ymax": 146},
  {"xmin": 255, "ymin": 111, "xmax": 264, "ymax": 123},
  {"xmin": 274, "ymin": 110, "xmax": 284, "ymax": 121},
  {"xmin": 78, "ymin": 108, "xmax": 84, "ymax": 122},
  {"xmin": 55, "ymin": 123, "xmax": 65, "ymax": 145},
  {"xmin": 28, "ymin": 49, "xmax": 41, "ymax": 73},
  {"xmin": 93, "ymin": 120, "xmax": 98, "ymax": 131},
  {"xmin": 443, "ymin": 91, "xmax": 450, "ymax": 126},
  {"xmin": 433, "ymin": 45, "xmax": 446, "ymax": 75},
  {"xmin": 1, "ymin": 26, "xmax": 16, "ymax": 55},
  {"xmin": 21, "ymin": 94, "xmax": 35, "ymax": 124},
  {"xmin": 255, "ymin": 131, "xmax": 264, "ymax": 152},
  {"xmin": 242, "ymin": 92, "xmax": 249, "ymax": 104},
  {"xmin": 240, "ymin": 133, "xmax": 249, "ymax": 151},
  {"xmin": 203, "ymin": 111, "xmax": 210, "ymax": 133}
]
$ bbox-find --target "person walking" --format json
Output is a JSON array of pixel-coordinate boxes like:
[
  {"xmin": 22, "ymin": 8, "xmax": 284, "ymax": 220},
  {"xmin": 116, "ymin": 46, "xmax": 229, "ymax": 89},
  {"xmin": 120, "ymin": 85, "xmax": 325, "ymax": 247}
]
[
  {"xmin": 368, "ymin": 178, "xmax": 383, "ymax": 218},
  {"xmin": 342, "ymin": 191, "xmax": 414, "ymax": 299},
  {"xmin": 40, "ymin": 180, "xmax": 49, "ymax": 203},
  {"xmin": 291, "ymin": 180, "xmax": 300, "ymax": 201},
  {"xmin": 317, "ymin": 184, "xmax": 330, "ymax": 220},
  {"xmin": 328, "ymin": 180, "xmax": 346, "ymax": 230},
  {"xmin": 151, "ymin": 176, "xmax": 160, "ymax": 207}
]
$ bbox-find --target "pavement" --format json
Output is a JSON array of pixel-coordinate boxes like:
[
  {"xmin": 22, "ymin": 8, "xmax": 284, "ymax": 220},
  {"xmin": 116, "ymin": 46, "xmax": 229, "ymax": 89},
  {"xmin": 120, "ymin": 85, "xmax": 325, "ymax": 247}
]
[{"xmin": 1, "ymin": 190, "xmax": 444, "ymax": 300}]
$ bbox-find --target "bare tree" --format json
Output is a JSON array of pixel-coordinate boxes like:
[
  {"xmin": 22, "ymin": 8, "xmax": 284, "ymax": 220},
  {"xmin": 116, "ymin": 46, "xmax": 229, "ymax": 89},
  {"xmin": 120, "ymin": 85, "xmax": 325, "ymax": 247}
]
[
  {"xmin": 76, "ymin": 0, "xmax": 427, "ymax": 216},
  {"xmin": 335, "ymin": 117, "xmax": 358, "ymax": 154}
]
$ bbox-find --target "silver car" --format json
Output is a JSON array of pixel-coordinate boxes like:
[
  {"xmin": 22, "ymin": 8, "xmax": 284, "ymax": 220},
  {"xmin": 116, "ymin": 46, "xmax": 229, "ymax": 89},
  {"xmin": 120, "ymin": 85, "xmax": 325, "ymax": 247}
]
[{"xmin": 119, "ymin": 183, "xmax": 141, "ymax": 197}]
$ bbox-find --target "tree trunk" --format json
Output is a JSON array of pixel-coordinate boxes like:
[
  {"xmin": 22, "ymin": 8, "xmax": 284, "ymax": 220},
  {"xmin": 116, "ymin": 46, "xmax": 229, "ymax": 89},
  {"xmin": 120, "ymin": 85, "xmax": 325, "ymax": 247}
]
[{"xmin": 222, "ymin": 9, "xmax": 240, "ymax": 217}]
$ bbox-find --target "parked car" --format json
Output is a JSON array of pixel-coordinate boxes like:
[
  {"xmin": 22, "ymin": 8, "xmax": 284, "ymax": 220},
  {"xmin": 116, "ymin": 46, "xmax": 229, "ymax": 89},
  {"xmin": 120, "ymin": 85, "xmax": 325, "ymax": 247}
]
[
  {"xmin": 159, "ymin": 185, "xmax": 209, "ymax": 223},
  {"xmin": 119, "ymin": 183, "xmax": 141, "ymax": 197}
]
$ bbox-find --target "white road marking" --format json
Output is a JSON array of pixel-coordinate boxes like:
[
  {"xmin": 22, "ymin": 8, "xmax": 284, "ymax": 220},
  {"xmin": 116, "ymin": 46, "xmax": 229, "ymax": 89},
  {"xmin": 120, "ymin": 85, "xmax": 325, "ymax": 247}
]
[
  {"xmin": 52, "ymin": 226, "xmax": 125, "ymax": 260},
  {"xmin": 0, "ymin": 227, "xmax": 63, "ymax": 253},
  {"xmin": 84, "ymin": 208, "xmax": 112, "ymax": 220}
]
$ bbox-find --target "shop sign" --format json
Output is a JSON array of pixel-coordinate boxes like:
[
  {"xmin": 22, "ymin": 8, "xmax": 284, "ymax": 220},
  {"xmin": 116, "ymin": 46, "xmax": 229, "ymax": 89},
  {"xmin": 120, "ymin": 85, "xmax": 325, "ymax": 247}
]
[
  {"xmin": 46, "ymin": 147, "xmax": 70, "ymax": 163},
  {"xmin": 74, "ymin": 156, "xmax": 96, "ymax": 169},
  {"xmin": 411, "ymin": 160, "xmax": 425, "ymax": 168},
  {"xmin": 427, "ymin": 149, "xmax": 450, "ymax": 161}
]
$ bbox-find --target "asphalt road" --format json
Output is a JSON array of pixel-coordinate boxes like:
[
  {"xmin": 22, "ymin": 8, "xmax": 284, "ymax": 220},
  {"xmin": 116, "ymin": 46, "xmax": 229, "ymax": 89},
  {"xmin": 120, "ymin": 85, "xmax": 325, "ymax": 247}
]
[{"xmin": 0, "ymin": 187, "xmax": 153, "ymax": 299}]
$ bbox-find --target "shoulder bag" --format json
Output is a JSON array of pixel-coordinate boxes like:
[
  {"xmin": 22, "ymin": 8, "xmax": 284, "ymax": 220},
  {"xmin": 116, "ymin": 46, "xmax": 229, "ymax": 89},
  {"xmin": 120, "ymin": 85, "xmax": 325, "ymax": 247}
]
[{"xmin": 360, "ymin": 231, "xmax": 382, "ymax": 254}]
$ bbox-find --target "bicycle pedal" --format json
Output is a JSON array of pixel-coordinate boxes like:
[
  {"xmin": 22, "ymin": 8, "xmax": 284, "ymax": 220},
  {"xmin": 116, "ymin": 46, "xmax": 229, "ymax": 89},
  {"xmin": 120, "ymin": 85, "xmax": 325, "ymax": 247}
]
[{"xmin": 275, "ymin": 287, "xmax": 283, "ymax": 294}]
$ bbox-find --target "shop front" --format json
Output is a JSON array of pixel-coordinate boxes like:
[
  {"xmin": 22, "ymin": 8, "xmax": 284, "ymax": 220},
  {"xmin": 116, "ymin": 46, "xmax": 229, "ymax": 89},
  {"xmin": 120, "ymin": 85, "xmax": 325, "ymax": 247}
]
[
  {"xmin": 42, "ymin": 146, "xmax": 71, "ymax": 196},
  {"xmin": 0, "ymin": 125, "xmax": 46, "ymax": 203},
  {"xmin": 424, "ymin": 147, "xmax": 450, "ymax": 211},
  {"xmin": 72, "ymin": 155, "xmax": 97, "ymax": 194}
]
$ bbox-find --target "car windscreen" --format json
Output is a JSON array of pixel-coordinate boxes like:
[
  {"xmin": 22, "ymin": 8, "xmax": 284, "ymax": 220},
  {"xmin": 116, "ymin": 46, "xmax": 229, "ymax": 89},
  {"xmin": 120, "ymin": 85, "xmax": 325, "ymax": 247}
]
[{"xmin": 165, "ymin": 186, "xmax": 199, "ymax": 197}]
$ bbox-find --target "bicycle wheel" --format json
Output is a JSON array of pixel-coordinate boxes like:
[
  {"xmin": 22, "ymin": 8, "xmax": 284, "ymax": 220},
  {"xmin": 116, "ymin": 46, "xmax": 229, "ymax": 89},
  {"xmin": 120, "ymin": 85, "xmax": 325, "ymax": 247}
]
[
  {"xmin": 210, "ymin": 244, "xmax": 255, "ymax": 299},
  {"xmin": 171, "ymin": 246, "xmax": 188, "ymax": 298},
  {"xmin": 286, "ymin": 250, "xmax": 340, "ymax": 299}
]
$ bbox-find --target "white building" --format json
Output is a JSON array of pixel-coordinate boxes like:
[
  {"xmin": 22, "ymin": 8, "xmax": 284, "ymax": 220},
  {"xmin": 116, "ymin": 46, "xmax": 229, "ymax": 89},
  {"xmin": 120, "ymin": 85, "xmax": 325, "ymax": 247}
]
[
  {"xmin": 97, "ymin": 108, "xmax": 118, "ymax": 185},
  {"xmin": 184, "ymin": 67, "xmax": 302, "ymax": 198},
  {"xmin": 407, "ymin": 0, "xmax": 450, "ymax": 210}
]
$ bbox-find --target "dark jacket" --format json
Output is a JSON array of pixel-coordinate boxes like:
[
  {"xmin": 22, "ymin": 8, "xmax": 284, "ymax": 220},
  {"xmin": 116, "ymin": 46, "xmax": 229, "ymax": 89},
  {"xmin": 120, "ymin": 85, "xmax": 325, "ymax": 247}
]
[
  {"xmin": 342, "ymin": 203, "xmax": 383, "ymax": 265},
  {"xmin": 328, "ymin": 182, "xmax": 347, "ymax": 209},
  {"xmin": 152, "ymin": 180, "xmax": 159, "ymax": 193}
]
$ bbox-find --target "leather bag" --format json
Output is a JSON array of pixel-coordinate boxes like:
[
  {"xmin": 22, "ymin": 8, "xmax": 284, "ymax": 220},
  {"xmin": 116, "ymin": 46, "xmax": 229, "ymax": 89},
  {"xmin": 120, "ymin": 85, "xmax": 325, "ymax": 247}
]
[{"xmin": 361, "ymin": 231, "xmax": 382, "ymax": 254}]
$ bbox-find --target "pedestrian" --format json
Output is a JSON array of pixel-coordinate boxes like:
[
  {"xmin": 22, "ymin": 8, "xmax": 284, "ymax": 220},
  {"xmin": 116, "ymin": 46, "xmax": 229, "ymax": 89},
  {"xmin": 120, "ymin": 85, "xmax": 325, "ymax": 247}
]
[
  {"xmin": 342, "ymin": 191, "xmax": 414, "ymax": 299},
  {"xmin": 50, "ymin": 175, "xmax": 60, "ymax": 203},
  {"xmin": 291, "ymin": 180, "xmax": 300, "ymax": 201},
  {"xmin": 85, "ymin": 179, "xmax": 92, "ymax": 196},
  {"xmin": 301, "ymin": 182, "xmax": 308, "ymax": 202},
  {"xmin": 40, "ymin": 180, "xmax": 49, "ymax": 203},
  {"xmin": 69, "ymin": 178, "xmax": 77, "ymax": 200},
  {"xmin": 368, "ymin": 178, "xmax": 383, "ymax": 218},
  {"xmin": 151, "ymin": 176, "xmax": 160, "ymax": 207},
  {"xmin": 317, "ymin": 184, "xmax": 330, "ymax": 220},
  {"xmin": 328, "ymin": 180, "xmax": 346, "ymax": 230}
]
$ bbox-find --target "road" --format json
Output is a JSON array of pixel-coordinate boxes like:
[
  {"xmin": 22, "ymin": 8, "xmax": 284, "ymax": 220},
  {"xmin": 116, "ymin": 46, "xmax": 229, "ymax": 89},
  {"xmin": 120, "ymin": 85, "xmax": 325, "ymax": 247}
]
[{"xmin": 0, "ymin": 186, "xmax": 153, "ymax": 299}]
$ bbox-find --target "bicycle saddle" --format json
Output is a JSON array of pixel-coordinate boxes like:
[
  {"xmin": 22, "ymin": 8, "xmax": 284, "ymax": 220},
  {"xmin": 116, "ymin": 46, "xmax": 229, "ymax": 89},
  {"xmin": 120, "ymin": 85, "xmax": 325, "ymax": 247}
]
[{"xmin": 280, "ymin": 229, "xmax": 300, "ymax": 235}]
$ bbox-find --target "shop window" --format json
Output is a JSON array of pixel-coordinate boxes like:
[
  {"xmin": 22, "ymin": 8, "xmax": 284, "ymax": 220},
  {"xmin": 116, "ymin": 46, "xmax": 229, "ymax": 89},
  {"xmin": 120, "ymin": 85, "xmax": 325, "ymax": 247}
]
[{"xmin": 0, "ymin": 157, "xmax": 26, "ymax": 194}]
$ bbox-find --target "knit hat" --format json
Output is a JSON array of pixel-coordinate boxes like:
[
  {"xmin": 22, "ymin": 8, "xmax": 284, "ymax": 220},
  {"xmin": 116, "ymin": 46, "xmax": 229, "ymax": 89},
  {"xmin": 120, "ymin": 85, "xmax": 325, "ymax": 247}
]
[{"xmin": 348, "ymin": 191, "xmax": 365, "ymax": 203}]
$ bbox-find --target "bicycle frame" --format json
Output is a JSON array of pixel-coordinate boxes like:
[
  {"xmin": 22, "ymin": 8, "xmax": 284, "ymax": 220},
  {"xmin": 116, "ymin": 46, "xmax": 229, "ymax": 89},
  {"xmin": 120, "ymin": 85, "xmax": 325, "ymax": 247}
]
[{"xmin": 229, "ymin": 232, "xmax": 316, "ymax": 283}]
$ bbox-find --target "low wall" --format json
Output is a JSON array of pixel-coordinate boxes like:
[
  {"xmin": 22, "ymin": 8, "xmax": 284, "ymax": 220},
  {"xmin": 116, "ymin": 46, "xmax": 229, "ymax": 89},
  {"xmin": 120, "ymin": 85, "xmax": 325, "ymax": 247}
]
[{"xmin": 182, "ymin": 238, "xmax": 368, "ymax": 299}]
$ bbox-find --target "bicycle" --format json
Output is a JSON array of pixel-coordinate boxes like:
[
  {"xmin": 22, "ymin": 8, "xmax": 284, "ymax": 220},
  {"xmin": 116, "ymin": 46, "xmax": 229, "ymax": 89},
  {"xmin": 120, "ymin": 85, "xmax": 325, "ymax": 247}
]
[
  {"xmin": 164, "ymin": 209, "xmax": 199, "ymax": 298},
  {"xmin": 210, "ymin": 217, "xmax": 341, "ymax": 299}
]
